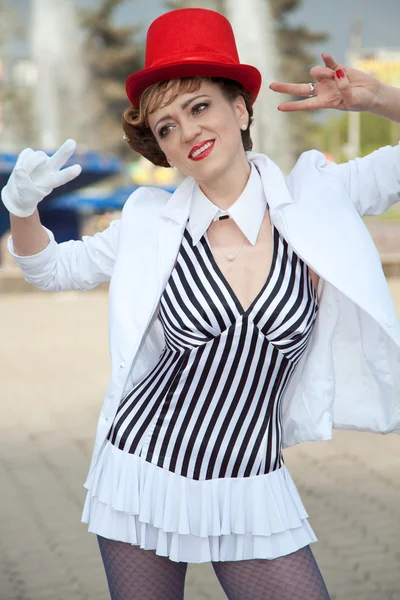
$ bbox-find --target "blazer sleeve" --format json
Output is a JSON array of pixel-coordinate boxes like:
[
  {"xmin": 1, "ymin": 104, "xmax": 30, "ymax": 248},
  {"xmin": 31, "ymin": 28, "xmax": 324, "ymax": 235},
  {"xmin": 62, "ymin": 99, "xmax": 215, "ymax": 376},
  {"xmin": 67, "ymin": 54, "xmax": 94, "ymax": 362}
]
[
  {"xmin": 327, "ymin": 143, "xmax": 400, "ymax": 216},
  {"xmin": 7, "ymin": 219, "xmax": 120, "ymax": 292}
]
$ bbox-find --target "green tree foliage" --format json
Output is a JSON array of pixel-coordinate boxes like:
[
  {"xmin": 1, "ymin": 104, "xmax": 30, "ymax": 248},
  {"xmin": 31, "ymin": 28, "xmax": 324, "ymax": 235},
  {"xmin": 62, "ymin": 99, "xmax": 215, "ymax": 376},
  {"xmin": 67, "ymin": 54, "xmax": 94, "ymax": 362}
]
[
  {"xmin": 79, "ymin": 0, "xmax": 144, "ymax": 155},
  {"xmin": 0, "ymin": 0, "xmax": 8, "ymax": 44},
  {"xmin": 0, "ymin": 1, "xmax": 35, "ymax": 149},
  {"xmin": 313, "ymin": 112, "xmax": 400, "ymax": 163},
  {"xmin": 269, "ymin": 0, "xmax": 328, "ymax": 155},
  {"xmin": 360, "ymin": 113, "xmax": 400, "ymax": 156}
]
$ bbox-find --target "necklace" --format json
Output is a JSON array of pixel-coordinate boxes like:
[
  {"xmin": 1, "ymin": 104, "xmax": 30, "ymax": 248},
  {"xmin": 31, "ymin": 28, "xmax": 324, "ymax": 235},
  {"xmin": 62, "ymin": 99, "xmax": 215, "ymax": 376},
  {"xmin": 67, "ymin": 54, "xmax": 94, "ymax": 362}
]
[{"xmin": 207, "ymin": 227, "xmax": 246, "ymax": 261}]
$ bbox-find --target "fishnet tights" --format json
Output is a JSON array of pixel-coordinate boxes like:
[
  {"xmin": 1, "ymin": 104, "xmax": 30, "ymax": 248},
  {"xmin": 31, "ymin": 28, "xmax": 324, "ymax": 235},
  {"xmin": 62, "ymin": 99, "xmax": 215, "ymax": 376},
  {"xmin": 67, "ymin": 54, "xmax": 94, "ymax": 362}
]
[
  {"xmin": 98, "ymin": 536, "xmax": 330, "ymax": 600},
  {"xmin": 212, "ymin": 545, "xmax": 331, "ymax": 600},
  {"xmin": 98, "ymin": 536, "xmax": 188, "ymax": 599}
]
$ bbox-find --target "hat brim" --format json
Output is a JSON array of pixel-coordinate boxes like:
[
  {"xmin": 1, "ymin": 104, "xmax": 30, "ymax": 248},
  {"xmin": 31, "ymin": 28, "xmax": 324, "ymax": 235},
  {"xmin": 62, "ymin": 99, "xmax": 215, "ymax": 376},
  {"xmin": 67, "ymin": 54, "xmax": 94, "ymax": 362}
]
[{"xmin": 126, "ymin": 61, "xmax": 262, "ymax": 106}]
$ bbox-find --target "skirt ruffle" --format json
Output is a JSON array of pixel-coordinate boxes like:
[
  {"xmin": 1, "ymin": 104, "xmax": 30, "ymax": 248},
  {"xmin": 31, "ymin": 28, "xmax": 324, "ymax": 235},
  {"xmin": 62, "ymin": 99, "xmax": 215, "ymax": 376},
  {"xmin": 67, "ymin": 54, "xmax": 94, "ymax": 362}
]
[{"xmin": 82, "ymin": 441, "xmax": 317, "ymax": 563}]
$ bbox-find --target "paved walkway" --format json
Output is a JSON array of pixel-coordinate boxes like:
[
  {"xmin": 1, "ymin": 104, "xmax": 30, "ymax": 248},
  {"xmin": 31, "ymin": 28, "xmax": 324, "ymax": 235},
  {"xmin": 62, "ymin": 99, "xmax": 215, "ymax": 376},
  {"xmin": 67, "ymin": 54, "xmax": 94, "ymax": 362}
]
[{"xmin": 1, "ymin": 281, "xmax": 400, "ymax": 600}]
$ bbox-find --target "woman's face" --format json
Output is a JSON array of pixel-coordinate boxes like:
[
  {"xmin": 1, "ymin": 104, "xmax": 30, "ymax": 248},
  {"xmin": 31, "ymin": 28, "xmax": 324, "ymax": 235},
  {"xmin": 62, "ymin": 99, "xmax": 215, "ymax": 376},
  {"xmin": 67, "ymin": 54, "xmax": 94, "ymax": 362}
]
[{"xmin": 147, "ymin": 81, "xmax": 249, "ymax": 183}]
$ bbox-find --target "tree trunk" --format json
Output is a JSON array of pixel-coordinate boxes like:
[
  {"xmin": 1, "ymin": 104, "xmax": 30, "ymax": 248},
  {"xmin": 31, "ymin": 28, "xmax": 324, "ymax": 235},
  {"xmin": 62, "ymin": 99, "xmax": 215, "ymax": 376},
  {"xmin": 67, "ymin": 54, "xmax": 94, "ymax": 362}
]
[{"xmin": 224, "ymin": 0, "xmax": 293, "ymax": 171}]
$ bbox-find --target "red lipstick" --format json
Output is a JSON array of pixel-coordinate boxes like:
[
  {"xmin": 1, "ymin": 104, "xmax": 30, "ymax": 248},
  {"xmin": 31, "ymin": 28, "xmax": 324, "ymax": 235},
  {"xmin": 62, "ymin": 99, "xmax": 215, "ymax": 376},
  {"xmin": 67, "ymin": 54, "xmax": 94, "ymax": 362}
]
[{"xmin": 188, "ymin": 139, "xmax": 215, "ymax": 161}]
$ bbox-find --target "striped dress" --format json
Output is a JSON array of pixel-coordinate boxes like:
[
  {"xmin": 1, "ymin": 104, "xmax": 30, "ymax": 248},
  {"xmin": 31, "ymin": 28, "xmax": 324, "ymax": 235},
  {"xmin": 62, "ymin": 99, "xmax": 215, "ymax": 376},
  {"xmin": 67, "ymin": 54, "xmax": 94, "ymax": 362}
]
[{"xmin": 83, "ymin": 221, "xmax": 319, "ymax": 563}]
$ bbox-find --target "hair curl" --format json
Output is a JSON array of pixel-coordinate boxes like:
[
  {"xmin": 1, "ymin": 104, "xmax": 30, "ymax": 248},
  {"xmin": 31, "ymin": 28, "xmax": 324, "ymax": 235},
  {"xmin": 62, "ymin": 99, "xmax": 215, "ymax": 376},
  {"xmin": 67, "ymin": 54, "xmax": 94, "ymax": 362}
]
[{"xmin": 122, "ymin": 77, "xmax": 254, "ymax": 168}]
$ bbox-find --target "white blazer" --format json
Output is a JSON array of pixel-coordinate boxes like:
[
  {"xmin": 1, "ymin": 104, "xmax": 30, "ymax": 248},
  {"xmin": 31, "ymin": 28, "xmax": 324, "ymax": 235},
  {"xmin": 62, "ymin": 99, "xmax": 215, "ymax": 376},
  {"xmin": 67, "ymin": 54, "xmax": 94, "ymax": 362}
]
[{"xmin": 8, "ymin": 147, "xmax": 400, "ymax": 482}]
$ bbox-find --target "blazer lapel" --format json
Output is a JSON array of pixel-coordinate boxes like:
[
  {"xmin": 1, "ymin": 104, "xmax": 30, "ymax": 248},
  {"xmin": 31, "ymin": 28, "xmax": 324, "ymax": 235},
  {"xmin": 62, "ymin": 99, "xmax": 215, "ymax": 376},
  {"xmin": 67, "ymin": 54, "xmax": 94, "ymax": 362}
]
[
  {"xmin": 250, "ymin": 150, "xmax": 400, "ymax": 345},
  {"xmin": 112, "ymin": 177, "xmax": 194, "ymax": 367},
  {"xmin": 247, "ymin": 151, "xmax": 293, "ymax": 215},
  {"xmin": 156, "ymin": 176, "xmax": 196, "ymax": 293}
]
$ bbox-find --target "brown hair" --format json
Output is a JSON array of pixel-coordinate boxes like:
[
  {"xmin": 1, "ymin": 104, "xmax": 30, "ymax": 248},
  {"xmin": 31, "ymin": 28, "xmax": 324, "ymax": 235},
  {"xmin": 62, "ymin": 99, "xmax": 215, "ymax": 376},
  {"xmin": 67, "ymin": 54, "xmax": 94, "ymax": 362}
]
[{"xmin": 122, "ymin": 77, "xmax": 254, "ymax": 168}]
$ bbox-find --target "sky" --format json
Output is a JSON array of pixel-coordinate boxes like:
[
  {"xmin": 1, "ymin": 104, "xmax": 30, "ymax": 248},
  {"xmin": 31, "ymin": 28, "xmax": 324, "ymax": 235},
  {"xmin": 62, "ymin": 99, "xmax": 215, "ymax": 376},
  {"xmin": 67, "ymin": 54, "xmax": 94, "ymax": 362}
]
[
  {"xmin": 74, "ymin": 0, "xmax": 400, "ymax": 67},
  {"xmin": 9, "ymin": 0, "xmax": 400, "ymax": 69}
]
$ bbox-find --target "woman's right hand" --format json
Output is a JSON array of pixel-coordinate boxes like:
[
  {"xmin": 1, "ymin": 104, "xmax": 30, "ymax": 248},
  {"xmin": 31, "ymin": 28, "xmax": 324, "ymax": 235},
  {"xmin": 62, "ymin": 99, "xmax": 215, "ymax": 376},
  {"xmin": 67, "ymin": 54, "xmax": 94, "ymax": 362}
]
[{"xmin": 1, "ymin": 139, "xmax": 82, "ymax": 218}]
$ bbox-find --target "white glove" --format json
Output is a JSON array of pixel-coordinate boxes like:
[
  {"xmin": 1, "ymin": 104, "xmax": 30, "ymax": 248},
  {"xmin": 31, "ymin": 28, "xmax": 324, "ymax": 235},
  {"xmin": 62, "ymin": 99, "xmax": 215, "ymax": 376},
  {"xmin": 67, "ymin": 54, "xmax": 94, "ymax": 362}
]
[{"xmin": 1, "ymin": 139, "xmax": 82, "ymax": 218}]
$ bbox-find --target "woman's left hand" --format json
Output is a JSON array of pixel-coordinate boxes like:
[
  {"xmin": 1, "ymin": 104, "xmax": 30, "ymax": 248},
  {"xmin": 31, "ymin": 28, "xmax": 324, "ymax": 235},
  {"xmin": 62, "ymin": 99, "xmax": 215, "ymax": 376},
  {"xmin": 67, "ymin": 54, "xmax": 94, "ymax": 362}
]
[{"xmin": 269, "ymin": 53, "xmax": 383, "ymax": 113}]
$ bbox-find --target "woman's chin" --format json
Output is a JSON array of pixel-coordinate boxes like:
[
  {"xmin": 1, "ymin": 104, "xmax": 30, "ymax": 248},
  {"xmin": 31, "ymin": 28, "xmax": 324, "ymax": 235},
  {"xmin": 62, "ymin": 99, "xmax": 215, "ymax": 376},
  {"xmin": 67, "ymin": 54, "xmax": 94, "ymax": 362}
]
[{"xmin": 189, "ymin": 157, "xmax": 230, "ymax": 183}]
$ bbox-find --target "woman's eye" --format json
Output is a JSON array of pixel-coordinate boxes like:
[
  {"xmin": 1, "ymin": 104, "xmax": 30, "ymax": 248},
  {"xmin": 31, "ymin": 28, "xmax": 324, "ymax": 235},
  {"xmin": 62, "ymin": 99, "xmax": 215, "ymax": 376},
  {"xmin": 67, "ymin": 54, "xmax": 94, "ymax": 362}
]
[
  {"xmin": 157, "ymin": 103, "xmax": 209, "ymax": 137},
  {"xmin": 192, "ymin": 102, "xmax": 209, "ymax": 115},
  {"xmin": 159, "ymin": 125, "xmax": 174, "ymax": 139}
]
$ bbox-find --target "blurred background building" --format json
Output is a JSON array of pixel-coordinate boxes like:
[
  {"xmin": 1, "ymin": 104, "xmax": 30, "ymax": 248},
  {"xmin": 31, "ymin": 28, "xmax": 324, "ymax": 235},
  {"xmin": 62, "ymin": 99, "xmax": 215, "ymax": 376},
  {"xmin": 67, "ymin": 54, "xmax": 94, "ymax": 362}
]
[{"xmin": 1, "ymin": 0, "xmax": 400, "ymax": 267}]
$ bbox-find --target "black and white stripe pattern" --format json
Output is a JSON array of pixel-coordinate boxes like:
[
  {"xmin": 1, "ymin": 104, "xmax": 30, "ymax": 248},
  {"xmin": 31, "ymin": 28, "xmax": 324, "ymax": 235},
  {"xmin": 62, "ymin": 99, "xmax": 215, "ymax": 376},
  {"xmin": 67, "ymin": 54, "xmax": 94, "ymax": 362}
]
[{"xmin": 108, "ymin": 227, "xmax": 318, "ymax": 481}]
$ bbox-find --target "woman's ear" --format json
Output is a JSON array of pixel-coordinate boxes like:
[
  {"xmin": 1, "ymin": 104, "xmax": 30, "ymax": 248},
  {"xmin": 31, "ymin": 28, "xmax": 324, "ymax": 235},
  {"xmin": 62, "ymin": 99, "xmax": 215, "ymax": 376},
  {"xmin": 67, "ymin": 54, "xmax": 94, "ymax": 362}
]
[
  {"xmin": 235, "ymin": 95, "xmax": 248, "ymax": 124},
  {"xmin": 166, "ymin": 157, "xmax": 178, "ymax": 171}
]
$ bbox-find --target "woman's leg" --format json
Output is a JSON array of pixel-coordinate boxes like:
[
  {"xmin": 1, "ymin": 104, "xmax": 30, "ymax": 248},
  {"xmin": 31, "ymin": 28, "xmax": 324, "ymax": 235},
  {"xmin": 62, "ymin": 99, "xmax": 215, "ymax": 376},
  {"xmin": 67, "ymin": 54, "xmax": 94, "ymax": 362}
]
[
  {"xmin": 212, "ymin": 545, "xmax": 330, "ymax": 600},
  {"xmin": 97, "ymin": 536, "xmax": 188, "ymax": 600}
]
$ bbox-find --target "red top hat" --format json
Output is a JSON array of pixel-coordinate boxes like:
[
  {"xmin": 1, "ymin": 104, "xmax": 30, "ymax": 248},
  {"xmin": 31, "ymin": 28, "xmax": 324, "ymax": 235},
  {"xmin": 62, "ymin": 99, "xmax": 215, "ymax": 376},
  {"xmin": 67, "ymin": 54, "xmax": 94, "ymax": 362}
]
[{"xmin": 126, "ymin": 8, "xmax": 262, "ymax": 107}]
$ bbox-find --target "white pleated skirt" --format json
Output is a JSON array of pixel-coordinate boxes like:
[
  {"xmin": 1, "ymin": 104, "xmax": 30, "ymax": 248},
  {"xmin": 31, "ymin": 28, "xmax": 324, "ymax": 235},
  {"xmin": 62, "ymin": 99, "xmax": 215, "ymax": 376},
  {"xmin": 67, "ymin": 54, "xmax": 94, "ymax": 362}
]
[{"xmin": 81, "ymin": 441, "xmax": 317, "ymax": 563}]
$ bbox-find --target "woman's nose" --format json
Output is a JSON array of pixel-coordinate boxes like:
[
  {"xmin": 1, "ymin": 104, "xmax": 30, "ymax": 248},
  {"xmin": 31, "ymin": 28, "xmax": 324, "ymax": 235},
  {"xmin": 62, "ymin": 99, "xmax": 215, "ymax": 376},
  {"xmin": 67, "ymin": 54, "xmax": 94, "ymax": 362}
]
[{"xmin": 180, "ymin": 119, "xmax": 202, "ymax": 143}]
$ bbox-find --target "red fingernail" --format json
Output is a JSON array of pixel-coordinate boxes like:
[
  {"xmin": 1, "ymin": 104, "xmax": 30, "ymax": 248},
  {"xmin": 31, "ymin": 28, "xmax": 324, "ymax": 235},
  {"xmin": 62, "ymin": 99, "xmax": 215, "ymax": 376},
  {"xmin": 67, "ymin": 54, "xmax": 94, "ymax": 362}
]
[
  {"xmin": 336, "ymin": 69, "xmax": 345, "ymax": 79},
  {"xmin": 331, "ymin": 73, "xmax": 335, "ymax": 78}
]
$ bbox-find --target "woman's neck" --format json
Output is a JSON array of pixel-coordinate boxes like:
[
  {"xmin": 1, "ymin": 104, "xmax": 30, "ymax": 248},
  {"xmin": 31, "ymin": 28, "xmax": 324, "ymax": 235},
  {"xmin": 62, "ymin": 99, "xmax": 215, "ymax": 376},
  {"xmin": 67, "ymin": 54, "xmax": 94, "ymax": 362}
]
[{"xmin": 197, "ymin": 155, "xmax": 252, "ymax": 210}]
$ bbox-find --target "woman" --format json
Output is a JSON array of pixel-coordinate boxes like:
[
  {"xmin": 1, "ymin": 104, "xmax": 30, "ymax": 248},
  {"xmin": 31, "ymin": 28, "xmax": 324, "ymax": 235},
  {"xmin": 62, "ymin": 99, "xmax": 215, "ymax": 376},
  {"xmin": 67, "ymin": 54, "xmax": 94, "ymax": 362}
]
[{"xmin": 2, "ymin": 7, "xmax": 400, "ymax": 600}]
